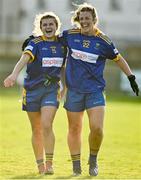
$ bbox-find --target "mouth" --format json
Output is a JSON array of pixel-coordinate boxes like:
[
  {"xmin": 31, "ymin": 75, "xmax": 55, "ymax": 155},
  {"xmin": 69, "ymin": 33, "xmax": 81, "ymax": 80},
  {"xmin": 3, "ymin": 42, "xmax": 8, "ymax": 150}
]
[
  {"xmin": 45, "ymin": 29, "xmax": 53, "ymax": 34},
  {"xmin": 81, "ymin": 24, "xmax": 89, "ymax": 29}
]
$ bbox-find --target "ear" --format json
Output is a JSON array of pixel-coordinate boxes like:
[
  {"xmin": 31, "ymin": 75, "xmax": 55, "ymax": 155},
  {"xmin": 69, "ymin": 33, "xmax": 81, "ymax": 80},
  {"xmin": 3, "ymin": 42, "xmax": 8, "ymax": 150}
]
[{"xmin": 93, "ymin": 18, "xmax": 97, "ymax": 25}]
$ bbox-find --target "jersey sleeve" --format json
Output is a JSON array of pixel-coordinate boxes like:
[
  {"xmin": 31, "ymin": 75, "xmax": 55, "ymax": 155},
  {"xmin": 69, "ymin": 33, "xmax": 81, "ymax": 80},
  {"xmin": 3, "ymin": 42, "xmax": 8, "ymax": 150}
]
[
  {"xmin": 23, "ymin": 40, "xmax": 37, "ymax": 61},
  {"xmin": 106, "ymin": 42, "xmax": 120, "ymax": 61},
  {"xmin": 22, "ymin": 35, "xmax": 35, "ymax": 51},
  {"xmin": 58, "ymin": 30, "xmax": 68, "ymax": 47}
]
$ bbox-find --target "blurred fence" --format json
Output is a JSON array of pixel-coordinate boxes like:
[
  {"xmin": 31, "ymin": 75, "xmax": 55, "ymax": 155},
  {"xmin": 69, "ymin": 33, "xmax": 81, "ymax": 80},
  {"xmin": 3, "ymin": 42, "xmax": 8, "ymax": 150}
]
[{"xmin": 0, "ymin": 0, "xmax": 141, "ymax": 94}]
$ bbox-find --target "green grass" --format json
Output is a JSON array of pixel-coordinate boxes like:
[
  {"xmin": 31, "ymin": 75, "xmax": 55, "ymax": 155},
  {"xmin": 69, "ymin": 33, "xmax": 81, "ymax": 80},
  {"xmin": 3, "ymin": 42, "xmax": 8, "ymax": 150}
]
[{"xmin": 0, "ymin": 88, "xmax": 141, "ymax": 179}]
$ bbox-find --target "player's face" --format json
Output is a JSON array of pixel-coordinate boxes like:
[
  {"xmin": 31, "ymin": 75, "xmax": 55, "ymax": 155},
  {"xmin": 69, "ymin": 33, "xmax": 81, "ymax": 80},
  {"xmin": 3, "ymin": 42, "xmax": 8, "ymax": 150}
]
[
  {"xmin": 41, "ymin": 18, "xmax": 57, "ymax": 39},
  {"xmin": 79, "ymin": 11, "xmax": 94, "ymax": 35}
]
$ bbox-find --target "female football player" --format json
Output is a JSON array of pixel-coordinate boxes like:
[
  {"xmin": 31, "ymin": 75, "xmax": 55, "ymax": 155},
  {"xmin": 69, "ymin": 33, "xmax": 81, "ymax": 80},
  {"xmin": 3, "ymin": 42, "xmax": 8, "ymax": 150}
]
[
  {"xmin": 4, "ymin": 12, "xmax": 66, "ymax": 175},
  {"xmin": 60, "ymin": 3, "xmax": 139, "ymax": 176}
]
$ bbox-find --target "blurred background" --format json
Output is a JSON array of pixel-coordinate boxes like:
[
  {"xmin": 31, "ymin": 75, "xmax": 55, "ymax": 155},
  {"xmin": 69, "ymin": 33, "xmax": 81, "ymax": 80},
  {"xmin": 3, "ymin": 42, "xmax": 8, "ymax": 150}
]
[{"xmin": 0, "ymin": 0, "xmax": 141, "ymax": 95}]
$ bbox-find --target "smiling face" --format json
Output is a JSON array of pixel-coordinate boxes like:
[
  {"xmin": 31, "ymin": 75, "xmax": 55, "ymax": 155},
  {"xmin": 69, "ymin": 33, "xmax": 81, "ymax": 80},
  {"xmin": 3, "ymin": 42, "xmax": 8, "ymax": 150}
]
[
  {"xmin": 79, "ymin": 11, "xmax": 95, "ymax": 36},
  {"xmin": 40, "ymin": 17, "xmax": 57, "ymax": 39}
]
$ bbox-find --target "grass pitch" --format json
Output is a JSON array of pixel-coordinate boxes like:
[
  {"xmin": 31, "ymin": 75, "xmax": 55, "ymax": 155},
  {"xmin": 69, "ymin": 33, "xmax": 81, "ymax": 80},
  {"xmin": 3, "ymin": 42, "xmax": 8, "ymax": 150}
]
[{"xmin": 0, "ymin": 88, "xmax": 141, "ymax": 179}]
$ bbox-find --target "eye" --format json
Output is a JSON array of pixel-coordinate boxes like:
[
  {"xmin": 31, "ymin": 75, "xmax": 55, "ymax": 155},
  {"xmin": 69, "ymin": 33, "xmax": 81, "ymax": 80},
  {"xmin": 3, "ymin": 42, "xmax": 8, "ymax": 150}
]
[
  {"xmin": 79, "ymin": 17, "xmax": 84, "ymax": 21},
  {"xmin": 49, "ymin": 23, "xmax": 54, "ymax": 26},
  {"xmin": 42, "ymin": 23, "xmax": 47, "ymax": 27}
]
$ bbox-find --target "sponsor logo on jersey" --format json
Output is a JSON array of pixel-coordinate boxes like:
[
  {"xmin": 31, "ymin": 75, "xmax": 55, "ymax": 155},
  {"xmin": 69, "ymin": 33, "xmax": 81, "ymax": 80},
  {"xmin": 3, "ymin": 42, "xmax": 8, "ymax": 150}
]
[
  {"xmin": 95, "ymin": 43, "xmax": 100, "ymax": 49},
  {"xmin": 71, "ymin": 49, "xmax": 98, "ymax": 64},
  {"xmin": 74, "ymin": 39, "xmax": 80, "ymax": 43},
  {"xmin": 25, "ymin": 45, "xmax": 33, "ymax": 51},
  {"xmin": 50, "ymin": 46, "xmax": 57, "ymax": 53},
  {"xmin": 93, "ymin": 100, "xmax": 102, "ymax": 105},
  {"xmin": 44, "ymin": 101, "xmax": 55, "ymax": 104},
  {"xmin": 42, "ymin": 47, "xmax": 48, "ymax": 50},
  {"xmin": 42, "ymin": 57, "xmax": 63, "ymax": 67}
]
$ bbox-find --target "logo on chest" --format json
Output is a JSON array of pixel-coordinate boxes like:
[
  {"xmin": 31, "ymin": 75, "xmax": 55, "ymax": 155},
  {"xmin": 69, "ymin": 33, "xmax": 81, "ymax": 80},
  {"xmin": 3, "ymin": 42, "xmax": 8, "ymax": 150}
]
[
  {"xmin": 74, "ymin": 39, "xmax": 80, "ymax": 43},
  {"xmin": 71, "ymin": 49, "xmax": 98, "ymax": 64},
  {"xmin": 42, "ymin": 57, "xmax": 63, "ymax": 67},
  {"xmin": 95, "ymin": 43, "xmax": 100, "ymax": 49},
  {"xmin": 50, "ymin": 46, "xmax": 57, "ymax": 53},
  {"xmin": 42, "ymin": 47, "xmax": 48, "ymax": 51},
  {"xmin": 82, "ymin": 40, "xmax": 90, "ymax": 48}
]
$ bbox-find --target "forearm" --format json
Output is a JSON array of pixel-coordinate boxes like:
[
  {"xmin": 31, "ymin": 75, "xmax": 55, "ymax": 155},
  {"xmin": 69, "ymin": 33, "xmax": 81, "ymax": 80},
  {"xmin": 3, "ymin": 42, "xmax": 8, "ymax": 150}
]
[
  {"xmin": 115, "ymin": 55, "xmax": 133, "ymax": 76},
  {"xmin": 115, "ymin": 54, "xmax": 139, "ymax": 96},
  {"xmin": 4, "ymin": 53, "xmax": 31, "ymax": 87},
  {"xmin": 12, "ymin": 53, "xmax": 30, "ymax": 77},
  {"xmin": 60, "ymin": 66, "xmax": 66, "ymax": 89}
]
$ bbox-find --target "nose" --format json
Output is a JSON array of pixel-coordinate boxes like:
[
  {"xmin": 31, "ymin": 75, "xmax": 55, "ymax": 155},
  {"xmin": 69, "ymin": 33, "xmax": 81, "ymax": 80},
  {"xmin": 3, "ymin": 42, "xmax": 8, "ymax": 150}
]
[
  {"xmin": 46, "ymin": 24, "xmax": 50, "ymax": 28},
  {"xmin": 80, "ymin": 18, "xmax": 87, "ymax": 24}
]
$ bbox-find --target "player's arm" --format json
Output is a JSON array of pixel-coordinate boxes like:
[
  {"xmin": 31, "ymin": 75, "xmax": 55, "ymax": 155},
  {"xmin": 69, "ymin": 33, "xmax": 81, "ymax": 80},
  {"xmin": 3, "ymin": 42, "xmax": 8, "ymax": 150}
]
[
  {"xmin": 60, "ymin": 66, "xmax": 66, "ymax": 99},
  {"xmin": 60, "ymin": 44, "xmax": 67, "ymax": 99},
  {"xmin": 115, "ymin": 54, "xmax": 133, "ymax": 75},
  {"xmin": 4, "ymin": 53, "xmax": 31, "ymax": 87},
  {"xmin": 115, "ymin": 54, "xmax": 139, "ymax": 96}
]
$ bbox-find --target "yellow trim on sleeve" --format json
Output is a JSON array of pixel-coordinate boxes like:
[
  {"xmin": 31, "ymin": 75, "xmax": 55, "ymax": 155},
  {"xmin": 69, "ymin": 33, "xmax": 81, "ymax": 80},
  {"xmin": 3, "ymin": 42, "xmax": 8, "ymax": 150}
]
[
  {"xmin": 23, "ymin": 50, "xmax": 35, "ymax": 62},
  {"xmin": 22, "ymin": 88, "xmax": 26, "ymax": 105},
  {"xmin": 95, "ymin": 28, "xmax": 102, "ymax": 36},
  {"xmin": 113, "ymin": 54, "xmax": 120, "ymax": 62}
]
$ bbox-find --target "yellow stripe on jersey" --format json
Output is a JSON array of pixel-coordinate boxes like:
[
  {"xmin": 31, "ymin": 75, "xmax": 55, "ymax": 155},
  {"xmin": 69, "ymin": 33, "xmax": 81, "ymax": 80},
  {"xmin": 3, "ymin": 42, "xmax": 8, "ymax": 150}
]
[
  {"xmin": 113, "ymin": 54, "xmax": 120, "ymax": 62},
  {"xmin": 68, "ymin": 29, "xmax": 80, "ymax": 34},
  {"xmin": 22, "ymin": 88, "xmax": 26, "ymax": 105},
  {"xmin": 32, "ymin": 37, "xmax": 43, "ymax": 44},
  {"xmin": 97, "ymin": 33, "xmax": 112, "ymax": 45},
  {"xmin": 95, "ymin": 28, "xmax": 103, "ymax": 36},
  {"xmin": 23, "ymin": 50, "xmax": 35, "ymax": 62}
]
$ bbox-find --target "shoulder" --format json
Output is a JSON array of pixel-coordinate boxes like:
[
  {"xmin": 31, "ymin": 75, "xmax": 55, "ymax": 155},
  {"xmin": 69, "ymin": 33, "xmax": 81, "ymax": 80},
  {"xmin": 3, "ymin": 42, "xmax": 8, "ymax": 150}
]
[
  {"xmin": 31, "ymin": 36, "xmax": 43, "ymax": 44},
  {"xmin": 97, "ymin": 31, "xmax": 112, "ymax": 45},
  {"xmin": 24, "ymin": 36, "xmax": 43, "ymax": 51},
  {"xmin": 67, "ymin": 28, "xmax": 81, "ymax": 34},
  {"xmin": 62, "ymin": 28, "xmax": 80, "ymax": 35}
]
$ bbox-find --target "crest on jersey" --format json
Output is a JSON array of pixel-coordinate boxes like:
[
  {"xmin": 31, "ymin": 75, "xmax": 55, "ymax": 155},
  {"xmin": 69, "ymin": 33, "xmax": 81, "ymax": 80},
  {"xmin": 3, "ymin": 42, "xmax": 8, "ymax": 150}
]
[{"xmin": 95, "ymin": 43, "xmax": 100, "ymax": 49}]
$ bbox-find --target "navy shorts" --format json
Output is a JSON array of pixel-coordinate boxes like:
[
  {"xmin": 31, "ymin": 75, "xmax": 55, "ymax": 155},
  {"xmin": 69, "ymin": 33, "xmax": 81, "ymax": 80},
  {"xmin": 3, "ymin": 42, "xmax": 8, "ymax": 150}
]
[
  {"xmin": 22, "ymin": 85, "xmax": 60, "ymax": 112},
  {"xmin": 64, "ymin": 89, "xmax": 105, "ymax": 112}
]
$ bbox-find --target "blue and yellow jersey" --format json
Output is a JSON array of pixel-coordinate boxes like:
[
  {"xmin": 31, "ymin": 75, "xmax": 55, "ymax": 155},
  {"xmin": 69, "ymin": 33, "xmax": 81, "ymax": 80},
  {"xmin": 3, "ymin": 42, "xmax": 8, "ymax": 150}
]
[
  {"xmin": 23, "ymin": 35, "xmax": 66, "ymax": 90},
  {"xmin": 59, "ymin": 28, "xmax": 120, "ymax": 93}
]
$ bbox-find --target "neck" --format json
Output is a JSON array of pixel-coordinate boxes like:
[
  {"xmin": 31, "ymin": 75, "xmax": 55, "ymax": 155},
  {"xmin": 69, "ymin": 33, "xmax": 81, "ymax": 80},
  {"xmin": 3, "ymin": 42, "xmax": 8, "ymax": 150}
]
[
  {"xmin": 42, "ymin": 35, "xmax": 56, "ymax": 41},
  {"xmin": 93, "ymin": 28, "xmax": 98, "ymax": 36},
  {"xmin": 81, "ymin": 27, "xmax": 97, "ymax": 36}
]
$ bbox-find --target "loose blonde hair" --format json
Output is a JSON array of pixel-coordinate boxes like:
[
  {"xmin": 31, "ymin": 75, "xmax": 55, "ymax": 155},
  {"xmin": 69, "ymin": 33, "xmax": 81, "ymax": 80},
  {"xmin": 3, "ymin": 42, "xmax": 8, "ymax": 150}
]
[
  {"xmin": 71, "ymin": 3, "xmax": 98, "ymax": 27},
  {"xmin": 32, "ymin": 12, "xmax": 61, "ymax": 36}
]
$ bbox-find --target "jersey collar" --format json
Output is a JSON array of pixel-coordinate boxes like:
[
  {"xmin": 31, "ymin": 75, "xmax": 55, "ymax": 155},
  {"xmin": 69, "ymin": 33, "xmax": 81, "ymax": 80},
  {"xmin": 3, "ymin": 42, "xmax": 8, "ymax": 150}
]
[
  {"xmin": 79, "ymin": 28, "xmax": 102, "ymax": 37},
  {"xmin": 41, "ymin": 35, "xmax": 57, "ymax": 41}
]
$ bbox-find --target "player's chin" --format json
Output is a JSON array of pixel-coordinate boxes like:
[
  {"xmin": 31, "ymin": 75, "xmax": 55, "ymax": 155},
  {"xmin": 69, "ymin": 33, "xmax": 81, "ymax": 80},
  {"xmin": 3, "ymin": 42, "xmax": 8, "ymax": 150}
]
[
  {"xmin": 46, "ymin": 33, "xmax": 55, "ymax": 38},
  {"xmin": 81, "ymin": 27, "xmax": 90, "ymax": 33},
  {"xmin": 81, "ymin": 30, "xmax": 90, "ymax": 35}
]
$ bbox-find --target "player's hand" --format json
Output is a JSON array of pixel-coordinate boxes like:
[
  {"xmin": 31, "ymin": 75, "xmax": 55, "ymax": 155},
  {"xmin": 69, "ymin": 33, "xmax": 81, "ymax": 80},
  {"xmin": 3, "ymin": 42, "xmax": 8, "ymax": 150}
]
[
  {"xmin": 128, "ymin": 75, "xmax": 139, "ymax": 96},
  {"xmin": 4, "ymin": 74, "xmax": 17, "ymax": 88},
  {"xmin": 60, "ymin": 88, "xmax": 66, "ymax": 100},
  {"xmin": 22, "ymin": 35, "xmax": 34, "ymax": 51}
]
